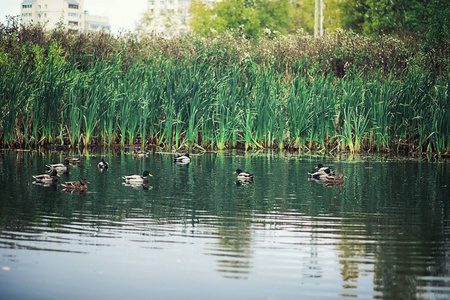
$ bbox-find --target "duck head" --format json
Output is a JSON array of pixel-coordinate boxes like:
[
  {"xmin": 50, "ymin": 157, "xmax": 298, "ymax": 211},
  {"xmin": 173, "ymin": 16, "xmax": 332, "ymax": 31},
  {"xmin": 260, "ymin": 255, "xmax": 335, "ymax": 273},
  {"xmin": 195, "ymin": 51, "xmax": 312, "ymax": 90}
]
[{"xmin": 142, "ymin": 170, "xmax": 152, "ymax": 177}]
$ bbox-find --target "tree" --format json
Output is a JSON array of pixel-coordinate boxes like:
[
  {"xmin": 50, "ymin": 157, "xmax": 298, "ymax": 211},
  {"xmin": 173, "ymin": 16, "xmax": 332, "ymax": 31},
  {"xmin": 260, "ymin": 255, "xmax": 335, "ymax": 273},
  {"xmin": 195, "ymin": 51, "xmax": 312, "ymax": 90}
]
[
  {"xmin": 338, "ymin": 0, "xmax": 450, "ymax": 48},
  {"xmin": 288, "ymin": 0, "xmax": 315, "ymax": 34},
  {"xmin": 190, "ymin": 0, "xmax": 291, "ymax": 39}
]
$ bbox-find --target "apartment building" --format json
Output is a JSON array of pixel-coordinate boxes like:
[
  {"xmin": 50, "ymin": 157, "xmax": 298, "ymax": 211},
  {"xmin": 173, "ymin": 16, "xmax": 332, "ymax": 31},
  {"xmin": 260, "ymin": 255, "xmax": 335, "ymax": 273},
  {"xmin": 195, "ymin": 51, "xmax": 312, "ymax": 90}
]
[
  {"xmin": 144, "ymin": 0, "xmax": 221, "ymax": 37},
  {"xmin": 21, "ymin": 0, "xmax": 110, "ymax": 32}
]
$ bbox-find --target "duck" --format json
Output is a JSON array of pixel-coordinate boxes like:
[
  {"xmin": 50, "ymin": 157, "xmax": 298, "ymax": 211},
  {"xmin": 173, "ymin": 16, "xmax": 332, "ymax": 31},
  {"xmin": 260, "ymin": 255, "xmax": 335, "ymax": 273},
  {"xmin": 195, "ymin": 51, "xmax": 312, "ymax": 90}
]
[
  {"xmin": 61, "ymin": 178, "xmax": 90, "ymax": 190},
  {"xmin": 174, "ymin": 153, "xmax": 191, "ymax": 164},
  {"xmin": 314, "ymin": 163, "xmax": 336, "ymax": 174},
  {"xmin": 46, "ymin": 159, "xmax": 70, "ymax": 173},
  {"xmin": 308, "ymin": 168, "xmax": 334, "ymax": 179},
  {"xmin": 234, "ymin": 169, "xmax": 255, "ymax": 181},
  {"xmin": 64, "ymin": 156, "xmax": 80, "ymax": 164},
  {"xmin": 325, "ymin": 173, "xmax": 347, "ymax": 184},
  {"xmin": 98, "ymin": 158, "xmax": 109, "ymax": 170},
  {"xmin": 122, "ymin": 170, "xmax": 152, "ymax": 184},
  {"xmin": 132, "ymin": 149, "xmax": 149, "ymax": 158},
  {"xmin": 32, "ymin": 170, "xmax": 59, "ymax": 183}
]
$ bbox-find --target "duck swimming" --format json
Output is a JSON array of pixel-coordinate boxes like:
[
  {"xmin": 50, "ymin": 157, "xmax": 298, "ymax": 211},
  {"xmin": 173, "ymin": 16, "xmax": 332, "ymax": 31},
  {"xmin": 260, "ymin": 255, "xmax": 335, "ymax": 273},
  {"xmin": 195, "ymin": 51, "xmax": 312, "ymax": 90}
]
[
  {"xmin": 174, "ymin": 153, "xmax": 191, "ymax": 164},
  {"xmin": 132, "ymin": 150, "xmax": 149, "ymax": 158},
  {"xmin": 234, "ymin": 169, "xmax": 255, "ymax": 181},
  {"xmin": 61, "ymin": 178, "xmax": 90, "ymax": 190},
  {"xmin": 46, "ymin": 159, "xmax": 70, "ymax": 173},
  {"xmin": 32, "ymin": 170, "xmax": 59, "ymax": 183},
  {"xmin": 308, "ymin": 168, "xmax": 334, "ymax": 179},
  {"xmin": 325, "ymin": 173, "xmax": 347, "ymax": 184},
  {"xmin": 122, "ymin": 170, "xmax": 152, "ymax": 184},
  {"xmin": 314, "ymin": 164, "xmax": 336, "ymax": 174},
  {"xmin": 64, "ymin": 157, "xmax": 80, "ymax": 164},
  {"xmin": 98, "ymin": 158, "xmax": 109, "ymax": 170}
]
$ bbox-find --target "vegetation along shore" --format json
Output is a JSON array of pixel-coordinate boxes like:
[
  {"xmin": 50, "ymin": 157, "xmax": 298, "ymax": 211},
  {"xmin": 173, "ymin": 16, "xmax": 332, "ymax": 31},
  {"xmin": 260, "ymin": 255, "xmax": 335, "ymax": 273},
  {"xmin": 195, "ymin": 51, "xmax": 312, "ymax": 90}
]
[{"xmin": 0, "ymin": 17, "xmax": 449, "ymax": 155}]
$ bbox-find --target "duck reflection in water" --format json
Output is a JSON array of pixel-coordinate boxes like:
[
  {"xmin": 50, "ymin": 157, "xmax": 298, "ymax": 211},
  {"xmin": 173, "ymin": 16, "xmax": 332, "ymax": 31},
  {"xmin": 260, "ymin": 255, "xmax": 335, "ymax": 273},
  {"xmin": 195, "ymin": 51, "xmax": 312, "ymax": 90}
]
[{"xmin": 122, "ymin": 182, "xmax": 153, "ymax": 190}]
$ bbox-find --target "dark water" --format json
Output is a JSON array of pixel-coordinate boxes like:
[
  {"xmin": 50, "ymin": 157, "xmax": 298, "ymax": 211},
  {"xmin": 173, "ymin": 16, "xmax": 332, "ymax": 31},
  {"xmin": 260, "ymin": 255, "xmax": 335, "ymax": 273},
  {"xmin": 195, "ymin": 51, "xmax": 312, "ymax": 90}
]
[{"xmin": 0, "ymin": 149, "xmax": 449, "ymax": 300}]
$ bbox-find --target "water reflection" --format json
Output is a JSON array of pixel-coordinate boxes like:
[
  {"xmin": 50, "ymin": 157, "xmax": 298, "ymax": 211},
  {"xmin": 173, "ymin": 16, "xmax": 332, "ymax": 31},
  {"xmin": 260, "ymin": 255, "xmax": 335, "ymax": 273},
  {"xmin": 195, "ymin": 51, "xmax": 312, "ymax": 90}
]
[{"xmin": 0, "ymin": 149, "xmax": 449, "ymax": 299}]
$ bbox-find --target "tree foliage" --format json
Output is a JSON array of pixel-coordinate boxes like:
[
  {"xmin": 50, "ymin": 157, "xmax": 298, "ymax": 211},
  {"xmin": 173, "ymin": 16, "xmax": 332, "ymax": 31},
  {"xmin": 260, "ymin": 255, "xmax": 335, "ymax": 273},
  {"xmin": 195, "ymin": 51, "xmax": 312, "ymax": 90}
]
[
  {"xmin": 338, "ymin": 0, "xmax": 449, "ymax": 48},
  {"xmin": 190, "ymin": 0, "xmax": 290, "ymax": 38}
]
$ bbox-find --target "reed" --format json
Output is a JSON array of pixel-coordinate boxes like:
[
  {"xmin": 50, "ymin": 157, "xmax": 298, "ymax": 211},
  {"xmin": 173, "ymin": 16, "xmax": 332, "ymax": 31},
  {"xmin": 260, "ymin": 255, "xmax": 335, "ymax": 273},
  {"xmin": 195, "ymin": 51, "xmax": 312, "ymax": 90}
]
[{"xmin": 0, "ymin": 22, "xmax": 448, "ymax": 155}]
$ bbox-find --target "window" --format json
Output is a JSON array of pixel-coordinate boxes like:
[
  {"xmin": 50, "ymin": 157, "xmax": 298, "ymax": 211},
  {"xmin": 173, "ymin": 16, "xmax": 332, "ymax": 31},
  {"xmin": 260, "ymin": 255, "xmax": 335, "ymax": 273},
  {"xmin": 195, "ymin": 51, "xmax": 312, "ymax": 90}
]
[
  {"xmin": 68, "ymin": 12, "xmax": 78, "ymax": 17},
  {"xmin": 68, "ymin": 4, "xmax": 79, "ymax": 9},
  {"xmin": 22, "ymin": 4, "xmax": 32, "ymax": 9},
  {"xmin": 68, "ymin": 21, "xmax": 79, "ymax": 26},
  {"xmin": 160, "ymin": 0, "xmax": 164, "ymax": 5},
  {"xmin": 149, "ymin": 0, "xmax": 154, "ymax": 5}
]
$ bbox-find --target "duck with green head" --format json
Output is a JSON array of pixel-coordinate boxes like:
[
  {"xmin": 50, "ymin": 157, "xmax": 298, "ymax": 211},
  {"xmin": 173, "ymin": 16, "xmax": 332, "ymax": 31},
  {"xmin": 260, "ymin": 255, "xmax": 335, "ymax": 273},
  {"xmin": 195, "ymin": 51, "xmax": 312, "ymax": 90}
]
[
  {"xmin": 313, "ymin": 164, "xmax": 336, "ymax": 174},
  {"xmin": 98, "ymin": 158, "xmax": 109, "ymax": 170},
  {"xmin": 308, "ymin": 168, "xmax": 334, "ymax": 179},
  {"xmin": 234, "ymin": 169, "xmax": 254, "ymax": 181},
  {"xmin": 46, "ymin": 159, "xmax": 70, "ymax": 173},
  {"xmin": 33, "ymin": 170, "xmax": 59, "ymax": 183},
  {"xmin": 122, "ymin": 170, "xmax": 152, "ymax": 184},
  {"xmin": 174, "ymin": 153, "xmax": 191, "ymax": 164}
]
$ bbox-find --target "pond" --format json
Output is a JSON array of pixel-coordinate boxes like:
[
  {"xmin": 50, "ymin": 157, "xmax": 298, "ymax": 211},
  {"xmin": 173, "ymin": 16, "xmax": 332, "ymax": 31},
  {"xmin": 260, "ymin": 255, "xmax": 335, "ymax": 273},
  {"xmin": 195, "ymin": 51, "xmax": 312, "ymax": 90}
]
[{"xmin": 0, "ymin": 149, "xmax": 449, "ymax": 300}]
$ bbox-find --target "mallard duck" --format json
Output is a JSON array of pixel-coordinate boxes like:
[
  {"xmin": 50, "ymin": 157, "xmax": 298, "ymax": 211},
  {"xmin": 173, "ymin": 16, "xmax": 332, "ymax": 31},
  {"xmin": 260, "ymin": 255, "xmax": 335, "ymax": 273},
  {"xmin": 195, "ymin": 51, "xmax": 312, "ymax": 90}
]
[
  {"xmin": 98, "ymin": 158, "xmax": 109, "ymax": 170},
  {"xmin": 314, "ymin": 164, "xmax": 336, "ymax": 174},
  {"xmin": 308, "ymin": 168, "xmax": 334, "ymax": 179},
  {"xmin": 132, "ymin": 150, "xmax": 149, "ymax": 158},
  {"xmin": 234, "ymin": 169, "xmax": 255, "ymax": 181},
  {"xmin": 174, "ymin": 153, "xmax": 191, "ymax": 164},
  {"xmin": 46, "ymin": 159, "xmax": 70, "ymax": 173},
  {"xmin": 325, "ymin": 173, "xmax": 347, "ymax": 184},
  {"xmin": 32, "ymin": 170, "xmax": 59, "ymax": 183},
  {"xmin": 122, "ymin": 170, "xmax": 152, "ymax": 184},
  {"xmin": 64, "ymin": 157, "xmax": 80, "ymax": 164},
  {"xmin": 61, "ymin": 178, "xmax": 90, "ymax": 190}
]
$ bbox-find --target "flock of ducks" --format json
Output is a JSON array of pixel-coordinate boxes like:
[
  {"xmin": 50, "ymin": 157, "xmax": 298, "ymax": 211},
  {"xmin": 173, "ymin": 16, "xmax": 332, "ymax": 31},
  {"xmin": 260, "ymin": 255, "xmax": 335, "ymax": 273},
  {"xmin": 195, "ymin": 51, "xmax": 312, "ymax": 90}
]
[
  {"xmin": 308, "ymin": 164, "xmax": 347, "ymax": 186},
  {"xmin": 32, "ymin": 153, "xmax": 347, "ymax": 192},
  {"xmin": 31, "ymin": 153, "xmax": 194, "ymax": 192}
]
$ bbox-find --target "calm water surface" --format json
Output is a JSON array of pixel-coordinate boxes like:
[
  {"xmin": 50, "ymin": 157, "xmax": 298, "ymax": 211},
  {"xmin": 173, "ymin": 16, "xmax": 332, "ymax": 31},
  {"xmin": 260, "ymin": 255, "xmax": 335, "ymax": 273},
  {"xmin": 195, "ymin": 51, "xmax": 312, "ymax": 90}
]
[{"xmin": 0, "ymin": 149, "xmax": 449, "ymax": 300}]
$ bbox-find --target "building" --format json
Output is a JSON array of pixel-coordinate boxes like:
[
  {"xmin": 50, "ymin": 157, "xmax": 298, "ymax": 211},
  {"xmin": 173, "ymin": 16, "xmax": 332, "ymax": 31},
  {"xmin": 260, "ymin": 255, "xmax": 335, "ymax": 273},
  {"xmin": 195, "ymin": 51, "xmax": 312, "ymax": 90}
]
[
  {"xmin": 143, "ymin": 0, "xmax": 221, "ymax": 37},
  {"xmin": 20, "ymin": 0, "xmax": 110, "ymax": 33}
]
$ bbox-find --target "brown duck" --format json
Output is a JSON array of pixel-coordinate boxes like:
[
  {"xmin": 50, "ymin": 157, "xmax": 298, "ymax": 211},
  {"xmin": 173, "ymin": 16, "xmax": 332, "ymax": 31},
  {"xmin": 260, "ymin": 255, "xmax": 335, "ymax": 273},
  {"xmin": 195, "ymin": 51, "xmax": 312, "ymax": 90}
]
[{"xmin": 61, "ymin": 178, "xmax": 90, "ymax": 190}]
